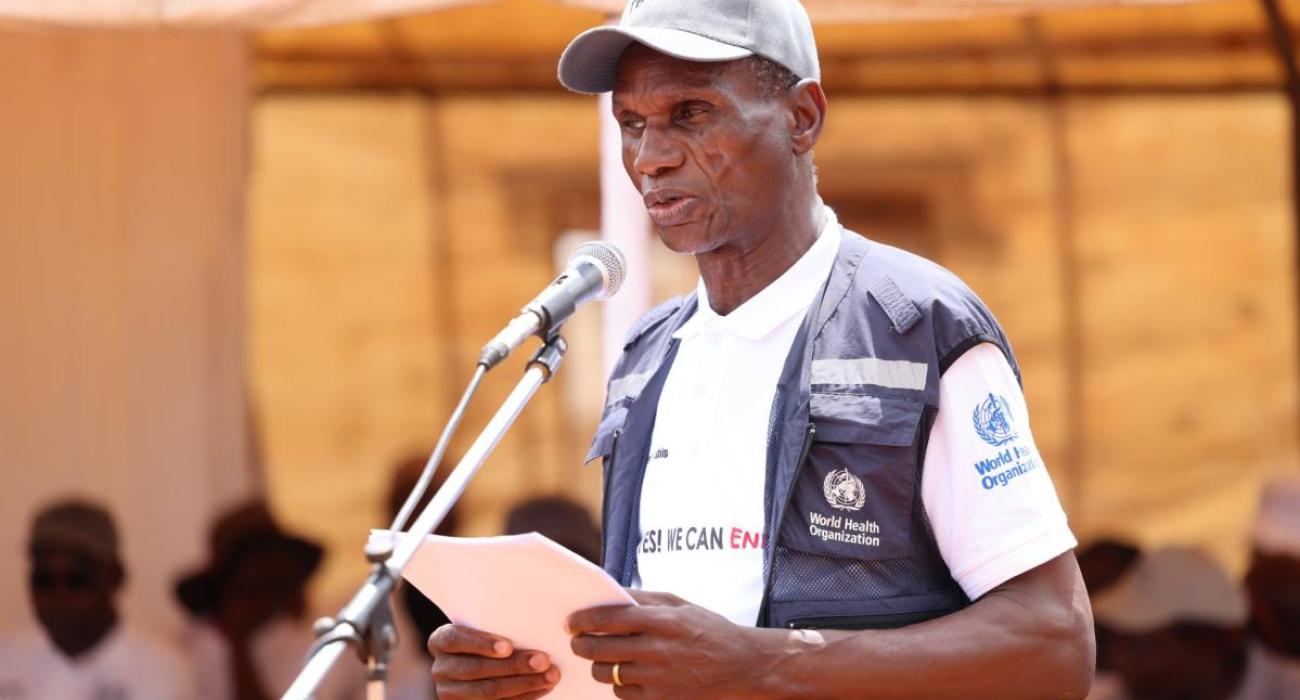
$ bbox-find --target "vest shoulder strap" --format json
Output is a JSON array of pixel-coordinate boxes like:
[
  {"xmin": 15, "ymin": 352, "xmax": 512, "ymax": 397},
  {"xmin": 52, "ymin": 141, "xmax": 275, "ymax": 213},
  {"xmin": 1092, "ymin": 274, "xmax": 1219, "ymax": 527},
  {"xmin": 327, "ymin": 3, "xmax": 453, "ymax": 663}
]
[{"xmin": 865, "ymin": 272, "xmax": 923, "ymax": 335}]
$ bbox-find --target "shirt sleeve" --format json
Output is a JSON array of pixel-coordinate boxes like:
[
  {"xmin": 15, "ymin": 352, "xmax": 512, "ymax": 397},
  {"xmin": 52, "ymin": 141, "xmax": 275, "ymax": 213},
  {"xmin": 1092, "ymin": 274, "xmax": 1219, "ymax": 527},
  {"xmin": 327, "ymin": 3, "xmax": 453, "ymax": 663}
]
[{"xmin": 921, "ymin": 342, "xmax": 1077, "ymax": 600}]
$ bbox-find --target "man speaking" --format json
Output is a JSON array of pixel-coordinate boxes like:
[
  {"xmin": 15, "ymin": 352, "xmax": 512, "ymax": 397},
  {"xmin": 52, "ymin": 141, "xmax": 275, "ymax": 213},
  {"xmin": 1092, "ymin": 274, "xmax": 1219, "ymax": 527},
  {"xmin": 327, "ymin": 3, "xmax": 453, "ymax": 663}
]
[{"xmin": 429, "ymin": 0, "xmax": 1095, "ymax": 697}]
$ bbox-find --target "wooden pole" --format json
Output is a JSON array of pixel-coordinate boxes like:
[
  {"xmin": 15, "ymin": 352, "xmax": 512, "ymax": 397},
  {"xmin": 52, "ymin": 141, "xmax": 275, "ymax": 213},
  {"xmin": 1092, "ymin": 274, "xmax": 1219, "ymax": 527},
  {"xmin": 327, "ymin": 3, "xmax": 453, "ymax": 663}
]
[
  {"xmin": 1260, "ymin": 0, "xmax": 1300, "ymax": 451},
  {"xmin": 1024, "ymin": 17, "xmax": 1087, "ymax": 524}
]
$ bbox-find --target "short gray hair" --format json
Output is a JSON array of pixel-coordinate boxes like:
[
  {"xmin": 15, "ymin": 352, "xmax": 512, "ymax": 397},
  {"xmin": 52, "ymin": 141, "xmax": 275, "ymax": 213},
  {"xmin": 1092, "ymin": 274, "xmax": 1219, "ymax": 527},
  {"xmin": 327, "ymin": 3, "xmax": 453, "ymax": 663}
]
[{"xmin": 746, "ymin": 55, "xmax": 800, "ymax": 99}]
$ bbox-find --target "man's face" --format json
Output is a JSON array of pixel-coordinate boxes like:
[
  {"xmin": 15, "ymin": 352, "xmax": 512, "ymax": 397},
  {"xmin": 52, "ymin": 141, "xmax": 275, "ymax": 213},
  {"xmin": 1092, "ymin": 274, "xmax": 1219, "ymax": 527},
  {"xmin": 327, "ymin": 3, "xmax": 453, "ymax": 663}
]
[
  {"xmin": 612, "ymin": 45, "xmax": 796, "ymax": 256},
  {"xmin": 216, "ymin": 546, "xmax": 309, "ymax": 639},
  {"xmin": 28, "ymin": 550, "xmax": 120, "ymax": 656}
]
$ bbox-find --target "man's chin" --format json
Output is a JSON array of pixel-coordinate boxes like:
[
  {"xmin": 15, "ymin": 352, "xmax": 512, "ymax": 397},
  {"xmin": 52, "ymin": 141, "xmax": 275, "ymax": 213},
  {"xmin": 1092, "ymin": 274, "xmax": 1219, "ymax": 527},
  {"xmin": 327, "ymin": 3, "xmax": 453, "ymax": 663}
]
[{"xmin": 653, "ymin": 221, "xmax": 716, "ymax": 255}]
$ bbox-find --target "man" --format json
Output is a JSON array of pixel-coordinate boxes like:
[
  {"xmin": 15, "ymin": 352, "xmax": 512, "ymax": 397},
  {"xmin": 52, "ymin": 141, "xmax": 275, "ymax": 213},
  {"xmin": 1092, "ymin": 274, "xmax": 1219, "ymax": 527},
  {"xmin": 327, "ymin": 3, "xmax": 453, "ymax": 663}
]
[
  {"xmin": 429, "ymin": 0, "xmax": 1094, "ymax": 697},
  {"xmin": 505, "ymin": 496, "xmax": 603, "ymax": 565},
  {"xmin": 1077, "ymin": 539, "xmax": 1142, "ymax": 697},
  {"xmin": 175, "ymin": 499, "xmax": 334, "ymax": 700},
  {"xmin": 0, "ymin": 498, "xmax": 192, "ymax": 699},
  {"xmin": 1089, "ymin": 547, "xmax": 1257, "ymax": 700},
  {"xmin": 1243, "ymin": 476, "xmax": 1300, "ymax": 697},
  {"xmin": 385, "ymin": 455, "xmax": 461, "ymax": 700}
]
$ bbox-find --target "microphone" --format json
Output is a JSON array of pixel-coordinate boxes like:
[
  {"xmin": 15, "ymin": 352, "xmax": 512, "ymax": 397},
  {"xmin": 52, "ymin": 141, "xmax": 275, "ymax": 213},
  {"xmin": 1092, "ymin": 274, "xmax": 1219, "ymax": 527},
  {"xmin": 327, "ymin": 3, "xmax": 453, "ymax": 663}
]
[{"xmin": 478, "ymin": 241, "xmax": 627, "ymax": 369}]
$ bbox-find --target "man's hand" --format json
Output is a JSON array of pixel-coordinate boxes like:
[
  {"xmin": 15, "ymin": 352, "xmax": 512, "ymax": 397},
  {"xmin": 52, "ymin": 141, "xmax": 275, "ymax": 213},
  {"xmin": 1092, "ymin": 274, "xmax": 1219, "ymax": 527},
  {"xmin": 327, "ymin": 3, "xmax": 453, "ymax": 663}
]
[
  {"xmin": 568, "ymin": 590, "xmax": 778, "ymax": 699},
  {"xmin": 428, "ymin": 624, "xmax": 561, "ymax": 699},
  {"xmin": 567, "ymin": 555, "xmax": 1093, "ymax": 699}
]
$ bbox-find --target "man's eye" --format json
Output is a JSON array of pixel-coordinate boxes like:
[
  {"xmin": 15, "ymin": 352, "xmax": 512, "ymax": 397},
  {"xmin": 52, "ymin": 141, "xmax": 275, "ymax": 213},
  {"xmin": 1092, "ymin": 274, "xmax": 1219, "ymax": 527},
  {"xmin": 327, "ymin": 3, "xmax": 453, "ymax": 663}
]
[
  {"xmin": 621, "ymin": 117, "xmax": 645, "ymax": 130},
  {"xmin": 680, "ymin": 106, "xmax": 707, "ymax": 120}
]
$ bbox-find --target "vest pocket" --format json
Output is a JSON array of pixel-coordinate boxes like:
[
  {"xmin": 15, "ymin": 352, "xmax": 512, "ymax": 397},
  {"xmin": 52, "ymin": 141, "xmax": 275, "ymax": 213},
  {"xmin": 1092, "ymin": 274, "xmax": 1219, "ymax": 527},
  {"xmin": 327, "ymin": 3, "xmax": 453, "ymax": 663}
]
[
  {"xmin": 779, "ymin": 392, "xmax": 924, "ymax": 563},
  {"xmin": 785, "ymin": 609, "xmax": 951, "ymax": 630},
  {"xmin": 585, "ymin": 406, "xmax": 628, "ymax": 464}
]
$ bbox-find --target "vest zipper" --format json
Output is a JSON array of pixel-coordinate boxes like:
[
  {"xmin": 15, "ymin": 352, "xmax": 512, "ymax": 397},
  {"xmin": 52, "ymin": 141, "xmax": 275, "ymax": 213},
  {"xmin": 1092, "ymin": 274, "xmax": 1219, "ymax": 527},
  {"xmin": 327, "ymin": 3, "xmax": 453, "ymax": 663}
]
[
  {"xmin": 599, "ymin": 430, "xmax": 621, "ymax": 568},
  {"xmin": 758, "ymin": 422, "xmax": 816, "ymax": 626}
]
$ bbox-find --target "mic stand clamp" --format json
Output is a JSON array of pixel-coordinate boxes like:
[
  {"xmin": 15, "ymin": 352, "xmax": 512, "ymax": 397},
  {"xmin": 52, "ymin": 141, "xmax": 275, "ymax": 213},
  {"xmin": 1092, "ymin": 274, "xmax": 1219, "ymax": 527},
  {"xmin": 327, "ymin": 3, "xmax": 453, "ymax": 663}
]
[
  {"xmin": 306, "ymin": 541, "xmax": 401, "ymax": 697},
  {"xmin": 530, "ymin": 334, "xmax": 567, "ymax": 379}
]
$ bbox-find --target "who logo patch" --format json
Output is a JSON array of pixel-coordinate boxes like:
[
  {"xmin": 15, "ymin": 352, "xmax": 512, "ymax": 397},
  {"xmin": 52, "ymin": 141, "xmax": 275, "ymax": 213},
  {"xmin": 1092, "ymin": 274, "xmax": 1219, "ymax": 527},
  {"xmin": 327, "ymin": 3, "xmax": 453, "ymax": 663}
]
[
  {"xmin": 823, "ymin": 469, "xmax": 867, "ymax": 512},
  {"xmin": 973, "ymin": 393, "xmax": 1018, "ymax": 446}
]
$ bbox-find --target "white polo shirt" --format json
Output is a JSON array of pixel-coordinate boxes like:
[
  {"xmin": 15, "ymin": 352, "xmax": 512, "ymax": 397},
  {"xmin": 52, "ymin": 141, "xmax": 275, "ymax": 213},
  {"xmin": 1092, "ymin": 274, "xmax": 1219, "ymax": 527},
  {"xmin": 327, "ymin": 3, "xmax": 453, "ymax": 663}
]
[
  {"xmin": 0, "ymin": 624, "xmax": 194, "ymax": 700},
  {"xmin": 634, "ymin": 208, "xmax": 1076, "ymax": 625}
]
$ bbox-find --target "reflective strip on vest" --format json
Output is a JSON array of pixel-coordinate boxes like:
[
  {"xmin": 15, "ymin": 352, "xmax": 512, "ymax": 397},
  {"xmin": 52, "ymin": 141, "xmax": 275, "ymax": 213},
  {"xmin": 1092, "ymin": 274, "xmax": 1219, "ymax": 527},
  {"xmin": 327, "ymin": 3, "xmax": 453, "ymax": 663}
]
[
  {"xmin": 607, "ymin": 371, "xmax": 653, "ymax": 407},
  {"xmin": 811, "ymin": 358, "xmax": 928, "ymax": 391}
]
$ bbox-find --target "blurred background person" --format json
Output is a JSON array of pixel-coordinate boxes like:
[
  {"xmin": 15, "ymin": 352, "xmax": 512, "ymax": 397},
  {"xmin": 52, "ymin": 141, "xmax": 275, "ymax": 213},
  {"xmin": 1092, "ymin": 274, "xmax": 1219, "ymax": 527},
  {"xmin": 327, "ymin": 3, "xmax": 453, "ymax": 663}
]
[
  {"xmin": 1078, "ymin": 538, "xmax": 1143, "ymax": 697},
  {"xmin": 503, "ymin": 495, "xmax": 602, "ymax": 565},
  {"xmin": 384, "ymin": 453, "xmax": 461, "ymax": 700},
  {"xmin": 175, "ymin": 499, "xmax": 329, "ymax": 700},
  {"xmin": 1244, "ymin": 476, "xmax": 1300, "ymax": 697},
  {"xmin": 0, "ymin": 498, "xmax": 192, "ymax": 699},
  {"xmin": 1091, "ymin": 546, "xmax": 1266, "ymax": 700},
  {"xmin": 1078, "ymin": 539, "xmax": 1143, "ymax": 595}
]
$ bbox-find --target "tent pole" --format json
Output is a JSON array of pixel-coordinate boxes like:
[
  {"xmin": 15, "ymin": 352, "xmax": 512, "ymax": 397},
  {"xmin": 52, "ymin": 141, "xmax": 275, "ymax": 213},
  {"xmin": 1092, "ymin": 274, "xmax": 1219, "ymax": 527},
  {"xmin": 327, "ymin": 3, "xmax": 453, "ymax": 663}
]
[
  {"xmin": 598, "ymin": 91, "xmax": 652, "ymax": 375},
  {"xmin": 1024, "ymin": 17, "xmax": 1087, "ymax": 526},
  {"xmin": 1260, "ymin": 0, "xmax": 1300, "ymax": 451}
]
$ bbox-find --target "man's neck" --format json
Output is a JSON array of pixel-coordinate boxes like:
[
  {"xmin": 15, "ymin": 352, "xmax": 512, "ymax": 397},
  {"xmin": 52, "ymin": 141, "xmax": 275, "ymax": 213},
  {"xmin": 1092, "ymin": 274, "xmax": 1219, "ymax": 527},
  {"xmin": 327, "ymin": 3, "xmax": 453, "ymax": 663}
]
[{"xmin": 696, "ymin": 201, "xmax": 825, "ymax": 316}]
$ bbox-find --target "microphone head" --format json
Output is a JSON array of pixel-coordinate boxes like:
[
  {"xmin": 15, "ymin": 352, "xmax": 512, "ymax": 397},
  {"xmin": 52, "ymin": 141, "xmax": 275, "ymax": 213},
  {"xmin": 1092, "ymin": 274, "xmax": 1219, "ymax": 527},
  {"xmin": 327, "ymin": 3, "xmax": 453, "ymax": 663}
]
[{"xmin": 567, "ymin": 240, "xmax": 627, "ymax": 300}]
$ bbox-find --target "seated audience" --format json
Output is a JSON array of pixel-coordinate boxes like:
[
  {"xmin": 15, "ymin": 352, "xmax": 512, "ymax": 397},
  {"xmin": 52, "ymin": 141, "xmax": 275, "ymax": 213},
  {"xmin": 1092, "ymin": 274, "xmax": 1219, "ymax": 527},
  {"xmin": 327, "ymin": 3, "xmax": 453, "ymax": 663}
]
[
  {"xmin": 175, "ymin": 500, "xmax": 326, "ymax": 700},
  {"xmin": 504, "ymin": 495, "xmax": 601, "ymax": 565},
  {"xmin": 0, "ymin": 498, "xmax": 192, "ymax": 699},
  {"xmin": 385, "ymin": 454, "xmax": 460, "ymax": 700},
  {"xmin": 1244, "ymin": 475, "xmax": 1300, "ymax": 697},
  {"xmin": 1078, "ymin": 539, "xmax": 1142, "ymax": 595},
  {"xmin": 1077, "ymin": 538, "xmax": 1142, "ymax": 696},
  {"xmin": 1092, "ymin": 546, "xmax": 1268, "ymax": 700}
]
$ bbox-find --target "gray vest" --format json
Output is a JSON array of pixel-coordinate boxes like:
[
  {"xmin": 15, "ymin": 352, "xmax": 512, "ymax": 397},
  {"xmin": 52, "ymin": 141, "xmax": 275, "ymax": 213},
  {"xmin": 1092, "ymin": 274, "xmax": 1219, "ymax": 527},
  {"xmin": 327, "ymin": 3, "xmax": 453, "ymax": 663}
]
[{"xmin": 586, "ymin": 229, "xmax": 1021, "ymax": 630}]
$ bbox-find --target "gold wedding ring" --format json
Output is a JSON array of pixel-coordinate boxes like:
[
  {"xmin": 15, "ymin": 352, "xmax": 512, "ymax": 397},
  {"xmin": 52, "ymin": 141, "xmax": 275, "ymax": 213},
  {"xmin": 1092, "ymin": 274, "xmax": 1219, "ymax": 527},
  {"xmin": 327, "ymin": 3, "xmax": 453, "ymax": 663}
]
[{"xmin": 612, "ymin": 662, "xmax": 624, "ymax": 688}]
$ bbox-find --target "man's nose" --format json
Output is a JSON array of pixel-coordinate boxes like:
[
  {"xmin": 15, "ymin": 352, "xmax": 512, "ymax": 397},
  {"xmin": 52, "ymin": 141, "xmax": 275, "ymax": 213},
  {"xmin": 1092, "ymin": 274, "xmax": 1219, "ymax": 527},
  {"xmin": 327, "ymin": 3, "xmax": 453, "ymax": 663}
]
[{"xmin": 632, "ymin": 125, "xmax": 684, "ymax": 178}]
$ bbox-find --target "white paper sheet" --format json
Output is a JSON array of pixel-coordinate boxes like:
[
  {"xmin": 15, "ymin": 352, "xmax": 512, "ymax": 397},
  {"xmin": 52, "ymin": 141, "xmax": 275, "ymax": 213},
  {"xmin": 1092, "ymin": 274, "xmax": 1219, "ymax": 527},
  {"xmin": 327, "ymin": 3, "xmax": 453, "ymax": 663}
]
[{"xmin": 371, "ymin": 530, "xmax": 633, "ymax": 700}]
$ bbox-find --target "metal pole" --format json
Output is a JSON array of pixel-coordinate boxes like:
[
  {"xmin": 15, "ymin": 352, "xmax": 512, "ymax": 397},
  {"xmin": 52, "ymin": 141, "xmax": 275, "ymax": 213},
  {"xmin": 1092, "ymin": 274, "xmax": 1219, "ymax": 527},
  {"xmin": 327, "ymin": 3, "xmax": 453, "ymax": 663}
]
[
  {"xmin": 1023, "ymin": 16, "xmax": 1087, "ymax": 524},
  {"xmin": 1261, "ymin": 0, "xmax": 1300, "ymax": 450}
]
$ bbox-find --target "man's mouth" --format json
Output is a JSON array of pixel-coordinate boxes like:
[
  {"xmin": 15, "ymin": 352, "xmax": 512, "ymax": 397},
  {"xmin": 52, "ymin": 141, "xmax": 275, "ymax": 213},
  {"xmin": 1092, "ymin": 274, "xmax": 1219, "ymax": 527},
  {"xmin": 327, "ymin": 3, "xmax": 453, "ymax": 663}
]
[{"xmin": 643, "ymin": 189, "xmax": 698, "ymax": 227}]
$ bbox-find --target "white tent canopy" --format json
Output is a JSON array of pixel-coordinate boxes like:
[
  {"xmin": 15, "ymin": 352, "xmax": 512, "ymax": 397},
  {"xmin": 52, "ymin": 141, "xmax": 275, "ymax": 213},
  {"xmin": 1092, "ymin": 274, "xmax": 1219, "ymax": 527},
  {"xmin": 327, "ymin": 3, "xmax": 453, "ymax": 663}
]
[
  {"xmin": 566, "ymin": 0, "xmax": 1198, "ymax": 22},
  {"xmin": 0, "ymin": 0, "xmax": 1200, "ymax": 28}
]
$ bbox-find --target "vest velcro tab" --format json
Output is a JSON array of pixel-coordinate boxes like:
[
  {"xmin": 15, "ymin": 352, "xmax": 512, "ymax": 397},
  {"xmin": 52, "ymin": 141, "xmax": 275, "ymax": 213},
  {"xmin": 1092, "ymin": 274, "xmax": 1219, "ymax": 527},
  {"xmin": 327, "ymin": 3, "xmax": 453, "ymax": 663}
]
[
  {"xmin": 622, "ymin": 294, "xmax": 688, "ymax": 350},
  {"xmin": 867, "ymin": 274, "xmax": 922, "ymax": 334}
]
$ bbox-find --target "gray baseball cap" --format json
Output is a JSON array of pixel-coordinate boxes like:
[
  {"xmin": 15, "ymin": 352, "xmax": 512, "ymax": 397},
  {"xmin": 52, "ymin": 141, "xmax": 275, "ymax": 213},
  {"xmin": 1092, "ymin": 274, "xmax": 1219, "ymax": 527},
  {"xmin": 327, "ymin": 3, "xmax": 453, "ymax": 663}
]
[{"xmin": 559, "ymin": 0, "xmax": 821, "ymax": 95}]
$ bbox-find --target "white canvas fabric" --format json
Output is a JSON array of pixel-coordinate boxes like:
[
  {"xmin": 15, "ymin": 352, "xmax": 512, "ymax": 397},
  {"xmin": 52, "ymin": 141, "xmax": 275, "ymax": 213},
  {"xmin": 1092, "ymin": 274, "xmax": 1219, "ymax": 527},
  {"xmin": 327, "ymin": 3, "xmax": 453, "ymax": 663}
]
[{"xmin": 0, "ymin": 0, "xmax": 1206, "ymax": 28}]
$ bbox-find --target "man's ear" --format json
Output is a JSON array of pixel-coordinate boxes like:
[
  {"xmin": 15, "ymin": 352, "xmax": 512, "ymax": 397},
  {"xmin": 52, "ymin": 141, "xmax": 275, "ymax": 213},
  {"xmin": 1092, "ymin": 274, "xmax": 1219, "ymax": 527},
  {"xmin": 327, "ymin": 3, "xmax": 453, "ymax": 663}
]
[{"xmin": 789, "ymin": 79, "xmax": 827, "ymax": 155}]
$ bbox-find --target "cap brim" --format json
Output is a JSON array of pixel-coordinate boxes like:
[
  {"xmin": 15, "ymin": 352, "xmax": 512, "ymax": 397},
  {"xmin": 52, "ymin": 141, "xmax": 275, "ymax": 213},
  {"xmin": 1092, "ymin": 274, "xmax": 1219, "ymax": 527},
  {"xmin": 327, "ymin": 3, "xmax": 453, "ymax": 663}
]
[{"xmin": 559, "ymin": 26, "xmax": 753, "ymax": 95}]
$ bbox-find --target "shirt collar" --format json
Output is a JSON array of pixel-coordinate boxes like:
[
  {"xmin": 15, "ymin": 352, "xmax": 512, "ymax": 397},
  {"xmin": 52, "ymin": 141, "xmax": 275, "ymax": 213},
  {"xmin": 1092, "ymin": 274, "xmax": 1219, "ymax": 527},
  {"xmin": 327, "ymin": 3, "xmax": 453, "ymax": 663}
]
[{"xmin": 674, "ymin": 206, "xmax": 842, "ymax": 342}]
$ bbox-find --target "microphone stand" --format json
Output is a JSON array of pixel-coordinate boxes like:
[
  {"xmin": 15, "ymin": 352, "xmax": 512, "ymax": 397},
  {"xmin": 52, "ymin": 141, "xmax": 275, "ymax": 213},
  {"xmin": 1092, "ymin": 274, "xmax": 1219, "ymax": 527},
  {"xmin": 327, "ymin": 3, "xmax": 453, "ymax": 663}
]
[{"xmin": 282, "ymin": 335, "xmax": 569, "ymax": 700}]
